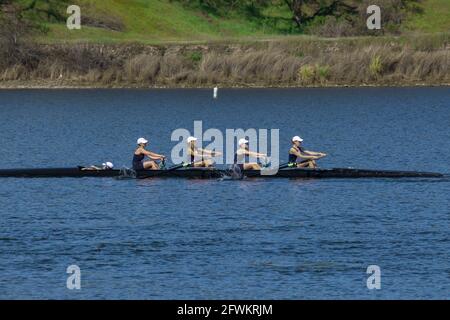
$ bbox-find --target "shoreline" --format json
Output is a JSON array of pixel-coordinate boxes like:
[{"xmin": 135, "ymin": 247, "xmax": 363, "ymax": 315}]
[
  {"xmin": 1, "ymin": 80, "xmax": 448, "ymax": 90},
  {"xmin": 1, "ymin": 37, "xmax": 448, "ymax": 90}
]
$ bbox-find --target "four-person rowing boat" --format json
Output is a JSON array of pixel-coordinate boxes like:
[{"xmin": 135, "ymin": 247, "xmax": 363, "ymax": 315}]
[
  {"xmin": 0, "ymin": 135, "xmax": 445, "ymax": 179},
  {"xmin": 0, "ymin": 166, "xmax": 443, "ymax": 179}
]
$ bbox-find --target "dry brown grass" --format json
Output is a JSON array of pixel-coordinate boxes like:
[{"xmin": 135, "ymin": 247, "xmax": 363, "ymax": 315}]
[
  {"xmin": 0, "ymin": 37, "xmax": 448, "ymax": 87},
  {"xmin": 125, "ymin": 54, "xmax": 161, "ymax": 83}
]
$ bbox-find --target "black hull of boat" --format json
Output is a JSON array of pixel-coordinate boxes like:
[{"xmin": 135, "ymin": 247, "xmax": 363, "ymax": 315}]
[
  {"xmin": 0, "ymin": 167, "xmax": 122, "ymax": 178},
  {"xmin": 0, "ymin": 167, "xmax": 444, "ymax": 179},
  {"xmin": 243, "ymin": 168, "xmax": 444, "ymax": 179}
]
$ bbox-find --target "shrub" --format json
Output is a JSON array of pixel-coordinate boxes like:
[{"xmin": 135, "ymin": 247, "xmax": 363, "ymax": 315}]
[
  {"xmin": 369, "ymin": 55, "xmax": 383, "ymax": 78},
  {"xmin": 298, "ymin": 65, "xmax": 315, "ymax": 84},
  {"xmin": 189, "ymin": 51, "xmax": 203, "ymax": 64},
  {"xmin": 316, "ymin": 65, "xmax": 330, "ymax": 81}
]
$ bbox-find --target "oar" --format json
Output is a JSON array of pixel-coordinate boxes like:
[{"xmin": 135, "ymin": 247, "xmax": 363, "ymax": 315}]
[
  {"xmin": 135, "ymin": 161, "xmax": 188, "ymax": 179},
  {"xmin": 165, "ymin": 163, "xmax": 187, "ymax": 171},
  {"xmin": 159, "ymin": 158, "xmax": 167, "ymax": 170},
  {"xmin": 260, "ymin": 156, "xmax": 271, "ymax": 168},
  {"xmin": 260, "ymin": 157, "xmax": 291, "ymax": 170},
  {"xmin": 261, "ymin": 161, "xmax": 291, "ymax": 170},
  {"xmin": 278, "ymin": 162, "xmax": 292, "ymax": 170},
  {"xmin": 158, "ymin": 158, "xmax": 185, "ymax": 171}
]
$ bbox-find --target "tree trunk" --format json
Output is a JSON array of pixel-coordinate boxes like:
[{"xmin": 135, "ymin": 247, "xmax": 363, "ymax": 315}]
[{"xmin": 285, "ymin": 0, "xmax": 304, "ymax": 28}]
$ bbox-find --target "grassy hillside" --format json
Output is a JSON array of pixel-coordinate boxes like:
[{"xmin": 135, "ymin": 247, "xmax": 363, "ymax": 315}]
[
  {"xmin": 26, "ymin": 0, "xmax": 449, "ymax": 44},
  {"xmin": 404, "ymin": 0, "xmax": 450, "ymax": 33},
  {"xmin": 37, "ymin": 0, "xmax": 289, "ymax": 43}
]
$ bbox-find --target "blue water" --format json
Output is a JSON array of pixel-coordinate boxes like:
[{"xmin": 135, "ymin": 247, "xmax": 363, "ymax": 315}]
[{"xmin": 0, "ymin": 88, "xmax": 449, "ymax": 299}]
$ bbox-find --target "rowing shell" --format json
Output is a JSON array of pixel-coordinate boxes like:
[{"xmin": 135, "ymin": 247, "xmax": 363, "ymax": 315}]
[{"xmin": 0, "ymin": 167, "xmax": 444, "ymax": 179}]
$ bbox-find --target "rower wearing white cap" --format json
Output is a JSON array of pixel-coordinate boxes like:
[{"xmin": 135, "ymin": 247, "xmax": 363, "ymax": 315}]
[
  {"xmin": 81, "ymin": 162, "xmax": 114, "ymax": 171},
  {"xmin": 187, "ymin": 136, "xmax": 221, "ymax": 167},
  {"xmin": 102, "ymin": 162, "xmax": 114, "ymax": 170},
  {"xmin": 133, "ymin": 137, "xmax": 166, "ymax": 170},
  {"xmin": 234, "ymin": 138, "xmax": 267, "ymax": 170},
  {"xmin": 289, "ymin": 136, "xmax": 326, "ymax": 168}
]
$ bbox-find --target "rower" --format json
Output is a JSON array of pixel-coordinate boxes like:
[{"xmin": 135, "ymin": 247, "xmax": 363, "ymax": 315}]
[
  {"xmin": 288, "ymin": 136, "xmax": 326, "ymax": 168},
  {"xmin": 186, "ymin": 136, "xmax": 221, "ymax": 167},
  {"xmin": 81, "ymin": 162, "xmax": 114, "ymax": 171},
  {"xmin": 234, "ymin": 138, "xmax": 267, "ymax": 170},
  {"xmin": 133, "ymin": 137, "xmax": 166, "ymax": 170}
]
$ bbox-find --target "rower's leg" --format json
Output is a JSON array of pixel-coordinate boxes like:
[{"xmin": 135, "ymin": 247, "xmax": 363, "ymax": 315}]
[
  {"xmin": 204, "ymin": 159, "xmax": 214, "ymax": 167},
  {"xmin": 297, "ymin": 162, "xmax": 309, "ymax": 168},
  {"xmin": 192, "ymin": 161, "xmax": 210, "ymax": 167},
  {"xmin": 144, "ymin": 161, "xmax": 159, "ymax": 170},
  {"xmin": 244, "ymin": 163, "xmax": 261, "ymax": 170}
]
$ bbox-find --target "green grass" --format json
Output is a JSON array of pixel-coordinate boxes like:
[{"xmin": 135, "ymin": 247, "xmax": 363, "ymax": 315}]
[
  {"xmin": 404, "ymin": 0, "xmax": 450, "ymax": 33},
  {"xmin": 29, "ymin": 0, "xmax": 450, "ymax": 44},
  {"xmin": 37, "ymin": 0, "xmax": 282, "ymax": 43}
]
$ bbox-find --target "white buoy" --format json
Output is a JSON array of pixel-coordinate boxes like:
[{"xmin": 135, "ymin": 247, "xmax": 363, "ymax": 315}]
[{"xmin": 213, "ymin": 87, "xmax": 218, "ymax": 99}]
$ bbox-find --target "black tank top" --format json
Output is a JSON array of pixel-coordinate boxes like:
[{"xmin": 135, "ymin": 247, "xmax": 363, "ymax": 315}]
[
  {"xmin": 289, "ymin": 146, "xmax": 304, "ymax": 163},
  {"xmin": 133, "ymin": 153, "xmax": 145, "ymax": 163},
  {"xmin": 189, "ymin": 147, "xmax": 195, "ymax": 164},
  {"xmin": 234, "ymin": 149, "xmax": 248, "ymax": 164}
]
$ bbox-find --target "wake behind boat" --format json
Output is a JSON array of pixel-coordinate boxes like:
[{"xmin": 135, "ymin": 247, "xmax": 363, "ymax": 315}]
[{"xmin": 0, "ymin": 166, "xmax": 443, "ymax": 179}]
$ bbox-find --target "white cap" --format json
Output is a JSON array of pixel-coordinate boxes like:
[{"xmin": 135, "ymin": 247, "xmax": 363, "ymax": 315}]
[
  {"xmin": 292, "ymin": 136, "xmax": 304, "ymax": 142},
  {"xmin": 102, "ymin": 162, "xmax": 114, "ymax": 169},
  {"xmin": 137, "ymin": 137, "xmax": 148, "ymax": 145},
  {"xmin": 238, "ymin": 138, "xmax": 249, "ymax": 146},
  {"xmin": 187, "ymin": 136, "xmax": 197, "ymax": 143}
]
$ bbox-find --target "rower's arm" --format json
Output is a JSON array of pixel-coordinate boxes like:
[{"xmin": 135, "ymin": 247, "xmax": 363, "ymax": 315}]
[
  {"xmin": 304, "ymin": 150, "xmax": 327, "ymax": 157},
  {"xmin": 291, "ymin": 148, "xmax": 317, "ymax": 160},
  {"xmin": 191, "ymin": 149, "xmax": 209, "ymax": 158},
  {"xmin": 245, "ymin": 150, "xmax": 266, "ymax": 158},
  {"xmin": 198, "ymin": 148, "xmax": 222, "ymax": 157},
  {"xmin": 143, "ymin": 150, "xmax": 165, "ymax": 160}
]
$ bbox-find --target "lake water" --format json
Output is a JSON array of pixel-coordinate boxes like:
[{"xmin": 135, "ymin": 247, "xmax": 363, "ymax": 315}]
[{"xmin": 0, "ymin": 88, "xmax": 449, "ymax": 299}]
